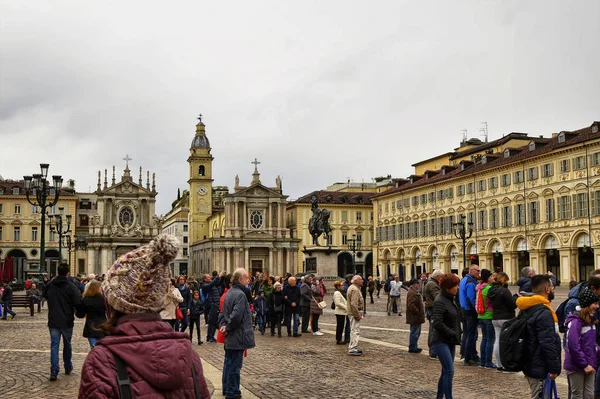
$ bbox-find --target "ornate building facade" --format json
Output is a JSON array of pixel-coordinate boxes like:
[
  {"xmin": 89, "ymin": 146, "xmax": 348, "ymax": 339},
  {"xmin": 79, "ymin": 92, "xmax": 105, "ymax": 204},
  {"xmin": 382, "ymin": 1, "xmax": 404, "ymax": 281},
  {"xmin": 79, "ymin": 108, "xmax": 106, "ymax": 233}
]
[
  {"xmin": 0, "ymin": 179, "xmax": 77, "ymax": 280},
  {"xmin": 85, "ymin": 163, "xmax": 163, "ymax": 275},
  {"xmin": 187, "ymin": 117, "xmax": 300, "ymax": 277},
  {"xmin": 372, "ymin": 121, "xmax": 600, "ymax": 284}
]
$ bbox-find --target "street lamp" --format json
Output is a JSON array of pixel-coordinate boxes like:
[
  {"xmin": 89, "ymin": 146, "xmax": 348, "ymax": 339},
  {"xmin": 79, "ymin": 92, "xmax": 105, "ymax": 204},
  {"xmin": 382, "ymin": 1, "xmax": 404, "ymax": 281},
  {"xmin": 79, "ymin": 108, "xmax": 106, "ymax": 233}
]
[
  {"xmin": 63, "ymin": 235, "xmax": 73, "ymax": 266},
  {"xmin": 453, "ymin": 215, "xmax": 474, "ymax": 270},
  {"xmin": 23, "ymin": 164, "xmax": 62, "ymax": 275},
  {"xmin": 49, "ymin": 207, "xmax": 72, "ymax": 263},
  {"xmin": 347, "ymin": 234, "xmax": 361, "ymax": 275}
]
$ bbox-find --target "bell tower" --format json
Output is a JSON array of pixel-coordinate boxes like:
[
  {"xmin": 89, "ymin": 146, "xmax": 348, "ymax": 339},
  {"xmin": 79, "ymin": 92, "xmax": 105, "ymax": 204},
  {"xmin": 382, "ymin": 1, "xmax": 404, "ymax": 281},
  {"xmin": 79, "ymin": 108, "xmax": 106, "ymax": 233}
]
[{"xmin": 188, "ymin": 114, "xmax": 213, "ymax": 245}]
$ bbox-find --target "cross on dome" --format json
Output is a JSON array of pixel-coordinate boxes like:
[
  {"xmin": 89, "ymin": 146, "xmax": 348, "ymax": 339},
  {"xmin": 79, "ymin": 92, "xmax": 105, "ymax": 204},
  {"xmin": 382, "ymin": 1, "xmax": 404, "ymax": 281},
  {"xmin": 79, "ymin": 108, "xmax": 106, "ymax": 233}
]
[
  {"xmin": 123, "ymin": 154, "xmax": 133, "ymax": 168},
  {"xmin": 251, "ymin": 158, "xmax": 261, "ymax": 172}
]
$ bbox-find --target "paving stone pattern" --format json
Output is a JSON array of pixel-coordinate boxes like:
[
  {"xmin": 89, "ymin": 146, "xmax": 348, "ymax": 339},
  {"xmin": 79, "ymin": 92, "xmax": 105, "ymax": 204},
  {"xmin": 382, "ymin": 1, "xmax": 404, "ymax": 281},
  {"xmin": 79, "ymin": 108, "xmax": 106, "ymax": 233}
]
[{"xmin": 0, "ymin": 287, "xmax": 572, "ymax": 398}]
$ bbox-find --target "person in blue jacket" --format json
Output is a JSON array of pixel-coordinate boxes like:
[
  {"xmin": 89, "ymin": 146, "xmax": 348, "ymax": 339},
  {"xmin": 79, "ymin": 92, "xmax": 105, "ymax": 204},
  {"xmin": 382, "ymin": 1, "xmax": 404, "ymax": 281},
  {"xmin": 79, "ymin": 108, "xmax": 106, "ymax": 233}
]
[
  {"xmin": 458, "ymin": 264, "xmax": 480, "ymax": 366},
  {"xmin": 253, "ymin": 289, "xmax": 268, "ymax": 335}
]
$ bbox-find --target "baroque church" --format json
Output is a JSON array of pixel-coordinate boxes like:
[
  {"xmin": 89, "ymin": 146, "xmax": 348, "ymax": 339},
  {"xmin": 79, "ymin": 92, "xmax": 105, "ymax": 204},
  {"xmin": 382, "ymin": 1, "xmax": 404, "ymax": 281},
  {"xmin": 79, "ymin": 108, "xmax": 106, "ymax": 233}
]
[
  {"xmin": 187, "ymin": 116, "xmax": 300, "ymax": 277},
  {"xmin": 85, "ymin": 161, "xmax": 164, "ymax": 275}
]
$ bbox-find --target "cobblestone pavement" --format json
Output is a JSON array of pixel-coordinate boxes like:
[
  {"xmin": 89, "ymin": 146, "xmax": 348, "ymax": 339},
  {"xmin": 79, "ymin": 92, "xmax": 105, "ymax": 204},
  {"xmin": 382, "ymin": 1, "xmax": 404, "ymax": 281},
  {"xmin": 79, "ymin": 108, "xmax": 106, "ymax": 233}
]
[{"xmin": 0, "ymin": 287, "xmax": 572, "ymax": 398}]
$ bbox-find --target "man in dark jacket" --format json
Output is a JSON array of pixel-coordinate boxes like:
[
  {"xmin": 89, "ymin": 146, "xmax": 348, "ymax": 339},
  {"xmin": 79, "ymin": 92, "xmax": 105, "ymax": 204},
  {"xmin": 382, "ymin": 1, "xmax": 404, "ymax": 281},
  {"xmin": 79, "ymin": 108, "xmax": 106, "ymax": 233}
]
[
  {"xmin": 300, "ymin": 274, "xmax": 313, "ymax": 333},
  {"xmin": 44, "ymin": 263, "xmax": 82, "ymax": 381},
  {"xmin": 517, "ymin": 267, "xmax": 557, "ymax": 295},
  {"xmin": 282, "ymin": 277, "xmax": 302, "ymax": 337},
  {"xmin": 201, "ymin": 272, "xmax": 223, "ymax": 343},
  {"xmin": 515, "ymin": 274, "xmax": 561, "ymax": 399},
  {"xmin": 1, "ymin": 280, "xmax": 15, "ymax": 319},
  {"xmin": 219, "ymin": 268, "xmax": 255, "ymax": 399}
]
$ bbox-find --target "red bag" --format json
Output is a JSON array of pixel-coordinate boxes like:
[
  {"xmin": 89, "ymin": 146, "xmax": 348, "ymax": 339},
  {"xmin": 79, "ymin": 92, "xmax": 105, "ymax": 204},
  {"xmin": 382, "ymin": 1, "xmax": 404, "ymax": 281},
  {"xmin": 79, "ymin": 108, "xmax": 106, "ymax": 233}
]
[
  {"xmin": 175, "ymin": 307, "xmax": 183, "ymax": 320},
  {"xmin": 25, "ymin": 280, "xmax": 32, "ymax": 290},
  {"xmin": 476, "ymin": 288, "xmax": 485, "ymax": 315}
]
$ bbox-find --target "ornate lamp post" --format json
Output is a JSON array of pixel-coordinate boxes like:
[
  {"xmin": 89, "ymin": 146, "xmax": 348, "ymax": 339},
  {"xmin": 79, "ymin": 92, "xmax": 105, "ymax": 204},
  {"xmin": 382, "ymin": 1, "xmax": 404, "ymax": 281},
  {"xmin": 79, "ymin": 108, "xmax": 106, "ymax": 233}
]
[
  {"xmin": 49, "ymin": 207, "xmax": 72, "ymax": 263},
  {"xmin": 347, "ymin": 234, "xmax": 361, "ymax": 275},
  {"xmin": 453, "ymin": 215, "xmax": 474, "ymax": 270},
  {"xmin": 63, "ymin": 235, "xmax": 73, "ymax": 266},
  {"xmin": 23, "ymin": 164, "xmax": 62, "ymax": 274}
]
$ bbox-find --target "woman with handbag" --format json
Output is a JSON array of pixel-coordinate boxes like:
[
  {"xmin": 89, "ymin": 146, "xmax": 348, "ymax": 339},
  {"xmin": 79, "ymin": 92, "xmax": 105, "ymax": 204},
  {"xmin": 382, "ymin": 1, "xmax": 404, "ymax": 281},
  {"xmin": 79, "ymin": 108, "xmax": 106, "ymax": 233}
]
[
  {"xmin": 333, "ymin": 280, "xmax": 348, "ymax": 345},
  {"xmin": 160, "ymin": 278, "xmax": 184, "ymax": 329},
  {"xmin": 310, "ymin": 276, "xmax": 327, "ymax": 336},
  {"xmin": 270, "ymin": 282, "xmax": 284, "ymax": 337}
]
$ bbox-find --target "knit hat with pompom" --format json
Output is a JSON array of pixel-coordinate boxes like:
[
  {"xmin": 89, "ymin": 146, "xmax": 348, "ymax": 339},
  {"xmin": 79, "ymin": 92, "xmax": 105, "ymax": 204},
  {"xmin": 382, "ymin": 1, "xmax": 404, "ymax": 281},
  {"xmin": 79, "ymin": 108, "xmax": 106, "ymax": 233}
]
[{"xmin": 102, "ymin": 234, "xmax": 180, "ymax": 314}]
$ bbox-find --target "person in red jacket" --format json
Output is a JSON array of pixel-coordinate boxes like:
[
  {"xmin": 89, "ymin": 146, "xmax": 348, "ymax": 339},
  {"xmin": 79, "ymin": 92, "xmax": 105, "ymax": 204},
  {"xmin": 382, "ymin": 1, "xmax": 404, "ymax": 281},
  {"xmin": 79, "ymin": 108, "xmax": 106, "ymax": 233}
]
[{"xmin": 78, "ymin": 234, "xmax": 210, "ymax": 399}]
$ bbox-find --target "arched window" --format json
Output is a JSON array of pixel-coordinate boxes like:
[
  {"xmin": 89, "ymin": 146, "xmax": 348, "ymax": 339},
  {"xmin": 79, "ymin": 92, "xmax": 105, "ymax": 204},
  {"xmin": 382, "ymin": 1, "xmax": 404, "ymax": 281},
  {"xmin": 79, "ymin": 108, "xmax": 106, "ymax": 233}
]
[{"xmin": 198, "ymin": 165, "xmax": 205, "ymax": 176}]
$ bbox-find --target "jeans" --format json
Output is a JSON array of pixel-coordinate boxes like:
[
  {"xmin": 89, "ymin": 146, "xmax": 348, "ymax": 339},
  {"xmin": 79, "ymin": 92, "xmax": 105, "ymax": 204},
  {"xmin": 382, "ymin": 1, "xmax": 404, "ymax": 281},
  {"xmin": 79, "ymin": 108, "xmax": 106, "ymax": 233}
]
[
  {"xmin": 301, "ymin": 307, "xmax": 310, "ymax": 332},
  {"xmin": 409, "ymin": 324, "xmax": 422, "ymax": 351},
  {"xmin": 433, "ymin": 342, "xmax": 455, "ymax": 399},
  {"xmin": 426, "ymin": 308, "xmax": 437, "ymax": 357},
  {"xmin": 87, "ymin": 337, "xmax": 97, "ymax": 349},
  {"xmin": 189, "ymin": 316, "xmax": 202, "ymax": 343},
  {"xmin": 311, "ymin": 314, "xmax": 320, "ymax": 332},
  {"xmin": 463, "ymin": 310, "xmax": 479, "ymax": 362},
  {"xmin": 271, "ymin": 312, "xmax": 282, "ymax": 336},
  {"xmin": 1, "ymin": 301, "xmax": 15, "ymax": 319},
  {"xmin": 49, "ymin": 327, "xmax": 73, "ymax": 375},
  {"xmin": 222, "ymin": 349, "xmax": 244, "ymax": 399},
  {"xmin": 479, "ymin": 319, "xmax": 495, "ymax": 366},
  {"xmin": 256, "ymin": 314, "xmax": 266, "ymax": 333},
  {"xmin": 284, "ymin": 312, "xmax": 300, "ymax": 335},
  {"xmin": 335, "ymin": 315, "xmax": 346, "ymax": 342},
  {"xmin": 369, "ymin": 291, "xmax": 374, "ymax": 304},
  {"xmin": 492, "ymin": 319, "xmax": 508, "ymax": 368},
  {"xmin": 175, "ymin": 307, "xmax": 189, "ymax": 332}
]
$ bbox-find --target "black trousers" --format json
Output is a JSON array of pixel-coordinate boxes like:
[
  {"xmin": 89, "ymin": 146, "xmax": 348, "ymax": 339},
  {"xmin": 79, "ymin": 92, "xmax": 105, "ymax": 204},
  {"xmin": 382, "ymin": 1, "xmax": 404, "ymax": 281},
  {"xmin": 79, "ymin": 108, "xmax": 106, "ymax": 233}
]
[
  {"xmin": 271, "ymin": 312, "xmax": 282, "ymax": 336},
  {"xmin": 335, "ymin": 314, "xmax": 346, "ymax": 342},
  {"xmin": 301, "ymin": 307, "xmax": 310, "ymax": 332},
  {"xmin": 311, "ymin": 313, "xmax": 320, "ymax": 332},
  {"xmin": 189, "ymin": 316, "xmax": 202, "ymax": 343}
]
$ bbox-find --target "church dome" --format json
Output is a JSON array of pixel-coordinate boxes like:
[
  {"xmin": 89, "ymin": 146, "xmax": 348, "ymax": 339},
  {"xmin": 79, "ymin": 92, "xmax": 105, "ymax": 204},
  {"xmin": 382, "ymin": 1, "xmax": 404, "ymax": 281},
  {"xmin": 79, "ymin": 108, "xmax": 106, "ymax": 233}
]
[{"xmin": 191, "ymin": 134, "xmax": 210, "ymax": 149}]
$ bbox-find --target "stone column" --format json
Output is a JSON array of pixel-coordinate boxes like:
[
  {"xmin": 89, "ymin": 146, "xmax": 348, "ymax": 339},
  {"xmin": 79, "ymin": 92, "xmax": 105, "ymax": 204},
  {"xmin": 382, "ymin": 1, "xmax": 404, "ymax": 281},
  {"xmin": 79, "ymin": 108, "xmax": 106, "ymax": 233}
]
[
  {"xmin": 88, "ymin": 247, "xmax": 95, "ymax": 276},
  {"xmin": 95, "ymin": 247, "xmax": 101, "ymax": 275},
  {"xmin": 277, "ymin": 248, "xmax": 283, "ymax": 276},
  {"xmin": 245, "ymin": 248, "xmax": 249, "ymax": 271},
  {"xmin": 268, "ymin": 248, "xmax": 273, "ymax": 275},
  {"xmin": 233, "ymin": 201, "xmax": 238, "ymax": 229},
  {"xmin": 285, "ymin": 248, "xmax": 291, "ymax": 275},
  {"xmin": 268, "ymin": 202, "xmax": 272, "ymax": 229},
  {"xmin": 111, "ymin": 247, "xmax": 117, "ymax": 266}
]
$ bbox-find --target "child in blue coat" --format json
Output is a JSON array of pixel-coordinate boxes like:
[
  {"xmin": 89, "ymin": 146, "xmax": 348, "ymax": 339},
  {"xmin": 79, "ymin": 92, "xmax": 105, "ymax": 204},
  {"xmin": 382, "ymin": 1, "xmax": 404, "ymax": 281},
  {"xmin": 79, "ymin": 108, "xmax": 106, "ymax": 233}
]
[{"xmin": 254, "ymin": 290, "xmax": 268, "ymax": 335}]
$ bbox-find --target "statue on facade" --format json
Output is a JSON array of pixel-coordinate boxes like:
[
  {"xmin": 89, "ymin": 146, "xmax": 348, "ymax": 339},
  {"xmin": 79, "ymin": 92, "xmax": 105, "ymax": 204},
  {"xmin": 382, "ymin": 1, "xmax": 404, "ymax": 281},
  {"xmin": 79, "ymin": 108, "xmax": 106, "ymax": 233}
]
[
  {"xmin": 235, "ymin": 175, "xmax": 239, "ymax": 187},
  {"xmin": 308, "ymin": 195, "xmax": 331, "ymax": 246}
]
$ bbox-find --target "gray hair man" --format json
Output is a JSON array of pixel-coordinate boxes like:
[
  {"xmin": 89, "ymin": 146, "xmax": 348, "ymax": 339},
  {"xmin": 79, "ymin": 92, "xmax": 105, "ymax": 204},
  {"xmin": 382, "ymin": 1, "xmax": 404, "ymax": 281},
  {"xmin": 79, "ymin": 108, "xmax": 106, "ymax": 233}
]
[
  {"xmin": 346, "ymin": 274, "xmax": 364, "ymax": 356},
  {"xmin": 219, "ymin": 268, "xmax": 255, "ymax": 398}
]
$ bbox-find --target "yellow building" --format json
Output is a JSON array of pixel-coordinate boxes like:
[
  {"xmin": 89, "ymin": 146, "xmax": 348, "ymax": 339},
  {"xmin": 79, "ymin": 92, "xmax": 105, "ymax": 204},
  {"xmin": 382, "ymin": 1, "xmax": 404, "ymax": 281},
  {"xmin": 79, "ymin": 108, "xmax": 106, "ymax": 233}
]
[
  {"xmin": 0, "ymin": 179, "xmax": 78, "ymax": 280},
  {"xmin": 372, "ymin": 121, "xmax": 600, "ymax": 285},
  {"xmin": 287, "ymin": 191, "xmax": 375, "ymax": 276}
]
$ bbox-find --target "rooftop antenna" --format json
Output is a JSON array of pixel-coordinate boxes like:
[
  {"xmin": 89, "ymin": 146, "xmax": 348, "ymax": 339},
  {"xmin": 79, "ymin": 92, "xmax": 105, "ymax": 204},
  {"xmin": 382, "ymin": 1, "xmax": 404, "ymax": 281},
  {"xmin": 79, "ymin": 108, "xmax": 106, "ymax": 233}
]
[
  {"xmin": 461, "ymin": 129, "xmax": 468, "ymax": 143},
  {"xmin": 479, "ymin": 122, "xmax": 488, "ymax": 143}
]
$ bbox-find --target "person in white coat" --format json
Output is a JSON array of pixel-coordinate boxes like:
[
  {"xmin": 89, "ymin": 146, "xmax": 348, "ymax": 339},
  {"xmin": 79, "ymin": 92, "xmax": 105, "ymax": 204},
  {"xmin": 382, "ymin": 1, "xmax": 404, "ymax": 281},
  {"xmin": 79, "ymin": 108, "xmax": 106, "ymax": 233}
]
[
  {"xmin": 333, "ymin": 280, "xmax": 348, "ymax": 345},
  {"xmin": 160, "ymin": 278, "xmax": 183, "ymax": 329}
]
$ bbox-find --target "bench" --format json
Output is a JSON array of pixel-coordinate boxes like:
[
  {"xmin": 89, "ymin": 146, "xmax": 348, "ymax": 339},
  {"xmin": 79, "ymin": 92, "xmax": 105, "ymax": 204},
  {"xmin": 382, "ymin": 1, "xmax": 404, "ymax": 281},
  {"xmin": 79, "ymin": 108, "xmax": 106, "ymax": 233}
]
[{"xmin": 10, "ymin": 295, "xmax": 41, "ymax": 317}]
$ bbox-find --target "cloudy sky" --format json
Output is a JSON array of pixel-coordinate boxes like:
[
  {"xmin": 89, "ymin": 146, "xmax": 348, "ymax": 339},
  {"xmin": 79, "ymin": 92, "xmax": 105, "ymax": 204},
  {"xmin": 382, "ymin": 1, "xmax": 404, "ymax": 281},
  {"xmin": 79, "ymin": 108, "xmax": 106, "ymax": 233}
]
[{"xmin": 1, "ymin": 1, "xmax": 599, "ymax": 214}]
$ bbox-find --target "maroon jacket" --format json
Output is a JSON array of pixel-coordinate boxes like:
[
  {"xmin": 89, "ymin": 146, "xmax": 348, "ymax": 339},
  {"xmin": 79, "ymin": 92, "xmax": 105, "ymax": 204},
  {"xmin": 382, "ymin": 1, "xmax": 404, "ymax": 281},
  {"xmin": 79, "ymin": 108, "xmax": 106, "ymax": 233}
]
[{"xmin": 79, "ymin": 313, "xmax": 210, "ymax": 399}]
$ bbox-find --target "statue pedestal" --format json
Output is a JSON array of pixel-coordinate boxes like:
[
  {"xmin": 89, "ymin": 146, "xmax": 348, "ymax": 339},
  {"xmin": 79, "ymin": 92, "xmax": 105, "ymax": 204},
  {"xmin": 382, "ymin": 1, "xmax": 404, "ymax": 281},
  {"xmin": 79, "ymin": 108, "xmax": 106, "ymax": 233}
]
[{"xmin": 302, "ymin": 246, "xmax": 338, "ymax": 280}]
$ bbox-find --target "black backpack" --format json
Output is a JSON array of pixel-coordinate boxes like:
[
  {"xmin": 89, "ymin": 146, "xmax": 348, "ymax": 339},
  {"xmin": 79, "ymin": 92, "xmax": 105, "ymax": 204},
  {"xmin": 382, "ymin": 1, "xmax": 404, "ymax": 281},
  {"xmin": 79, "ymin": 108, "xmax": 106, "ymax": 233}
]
[
  {"xmin": 555, "ymin": 298, "xmax": 569, "ymax": 333},
  {"xmin": 499, "ymin": 304, "xmax": 546, "ymax": 372}
]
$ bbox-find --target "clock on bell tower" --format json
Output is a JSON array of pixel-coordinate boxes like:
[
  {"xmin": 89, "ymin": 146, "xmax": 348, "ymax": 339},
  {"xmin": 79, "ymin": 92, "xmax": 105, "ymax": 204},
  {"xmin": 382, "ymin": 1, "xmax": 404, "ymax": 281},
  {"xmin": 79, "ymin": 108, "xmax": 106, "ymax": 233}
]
[{"xmin": 188, "ymin": 114, "xmax": 213, "ymax": 245}]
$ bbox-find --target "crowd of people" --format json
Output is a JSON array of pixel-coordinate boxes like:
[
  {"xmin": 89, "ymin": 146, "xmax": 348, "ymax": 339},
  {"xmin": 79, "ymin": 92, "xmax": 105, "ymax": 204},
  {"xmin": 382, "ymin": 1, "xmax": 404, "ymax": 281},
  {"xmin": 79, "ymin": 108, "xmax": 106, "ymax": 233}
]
[{"xmin": 6, "ymin": 233, "xmax": 600, "ymax": 398}]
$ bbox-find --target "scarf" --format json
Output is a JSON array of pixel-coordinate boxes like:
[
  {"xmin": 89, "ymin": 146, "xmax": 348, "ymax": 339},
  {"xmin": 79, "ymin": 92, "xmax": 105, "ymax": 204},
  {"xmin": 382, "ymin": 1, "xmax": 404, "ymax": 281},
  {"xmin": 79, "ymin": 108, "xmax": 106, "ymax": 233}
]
[
  {"xmin": 234, "ymin": 283, "xmax": 253, "ymax": 303},
  {"xmin": 516, "ymin": 294, "xmax": 558, "ymax": 323}
]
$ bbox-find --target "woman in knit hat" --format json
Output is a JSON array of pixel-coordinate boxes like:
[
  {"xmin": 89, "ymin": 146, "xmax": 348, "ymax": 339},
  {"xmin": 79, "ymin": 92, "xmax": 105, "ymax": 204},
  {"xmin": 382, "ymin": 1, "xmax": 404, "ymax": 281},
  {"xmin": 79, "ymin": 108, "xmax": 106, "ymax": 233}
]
[
  {"xmin": 564, "ymin": 287, "xmax": 600, "ymax": 399},
  {"xmin": 78, "ymin": 234, "xmax": 210, "ymax": 399}
]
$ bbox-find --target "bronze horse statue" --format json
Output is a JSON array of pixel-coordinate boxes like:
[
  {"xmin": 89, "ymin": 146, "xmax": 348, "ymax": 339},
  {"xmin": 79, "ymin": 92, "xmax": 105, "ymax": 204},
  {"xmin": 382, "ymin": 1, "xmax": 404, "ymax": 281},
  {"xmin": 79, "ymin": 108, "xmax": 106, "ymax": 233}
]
[{"xmin": 308, "ymin": 196, "xmax": 331, "ymax": 246}]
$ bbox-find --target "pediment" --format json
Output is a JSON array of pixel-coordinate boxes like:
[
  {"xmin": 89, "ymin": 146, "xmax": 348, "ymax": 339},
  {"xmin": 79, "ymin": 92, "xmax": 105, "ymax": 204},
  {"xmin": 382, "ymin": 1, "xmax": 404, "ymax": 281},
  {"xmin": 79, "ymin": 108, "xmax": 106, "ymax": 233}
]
[
  {"xmin": 447, "ymin": 208, "xmax": 455, "ymax": 214},
  {"xmin": 489, "ymin": 199, "xmax": 498, "ymax": 206},
  {"xmin": 514, "ymin": 194, "xmax": 525, "ymax": 202},
  {"xmin": 542, "ymin": 188, "xmax": 554, "ymax": 197},
  {"xmin": 574, "ymin": 183, "xmax": 588, "ymax": 192},
  {"xmin": 429, "ymin": 211, "xmax": 437, "ymax": 217},
  {"xmin": 232, "ymin": 183, "xmax": 282, "ymax": 199},
  {"xmin": 467, "ymin": 203, "xmax": 475, "ymax": 210},
  {"xmin": 501, "ymin": 197, "xmax": 512, "ymax": 204},
  {"xmin": 105, "ymin": 180, "xmax": 148, "ymax": 195},
  {"xmin": 558, "ymin": 185, "xmax": 571, "ymax": 194},
  {"xmin": 527, "ymin": 192, "xmax": 539, "ymax": 199},
  {"xmin": 420, "ymin": 212, "xmax": 428, "ymax": 219},
  {"xmin": 457, "ymin": 206, "xmax": 465, "ymax": 212},
  {"xmin": 478, "ymin": 202, "xmax": 487, "ymax": 208}
]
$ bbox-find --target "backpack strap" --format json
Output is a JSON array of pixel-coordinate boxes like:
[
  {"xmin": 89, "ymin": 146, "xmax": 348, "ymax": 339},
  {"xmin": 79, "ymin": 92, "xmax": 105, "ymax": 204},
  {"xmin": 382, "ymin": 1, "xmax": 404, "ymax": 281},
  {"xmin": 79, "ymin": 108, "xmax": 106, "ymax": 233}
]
[
  {"xmin": 113, "ymin": 353, "xmax": 133, "ymax": 399},
  {"xmin": 522, "ymin": 303, "xmax": 547, "ymax": 318},
  {"xmin": 192, "ymin": 363, "xmax": 201, "ymax": 399}
]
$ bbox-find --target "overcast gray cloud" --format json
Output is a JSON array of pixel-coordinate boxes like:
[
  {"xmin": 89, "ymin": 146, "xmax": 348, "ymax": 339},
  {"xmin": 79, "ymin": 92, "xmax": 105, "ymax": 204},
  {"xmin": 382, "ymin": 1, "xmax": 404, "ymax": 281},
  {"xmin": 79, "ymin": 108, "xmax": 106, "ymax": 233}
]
[{"xmin": 1, "ymin": 0, "xmax": 599, "ymax": 214}]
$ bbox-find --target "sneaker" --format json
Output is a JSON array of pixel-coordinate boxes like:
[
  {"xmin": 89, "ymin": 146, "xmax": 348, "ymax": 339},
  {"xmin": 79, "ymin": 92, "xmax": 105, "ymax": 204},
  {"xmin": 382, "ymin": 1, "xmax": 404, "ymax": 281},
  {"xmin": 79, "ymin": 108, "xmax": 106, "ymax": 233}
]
[
  {"xmin": 429, "ymin": 355, "xmax": 438, "ymax": 360},
  {"xmin": 496, "ymin": 367, "xmax": 505, "ymax": 372},
  {"xmin": 207, "ymin": 338, "xmax": 217, "ymax": 343},
  {"xmin": 293, "ymin": 333, "xmax": 302, "ymax": 337},
  {"xmin": 65, "ymin": 367, "xmax": 73, "ymax": 375},
  {"xmin": 484, "ymin": 363, "xmax": 497, "ymax": 369},
  {"xmin": 11, "ymin": 314, "xmax": 16, "ymax": 320},
  {"xmin": 348, "ymin": 349, "xmax": 362, "ymax": 356},
  {"xmin": 50, "ymin": 375, "xmax": 58, "ymax": 382},
  {"xmin": 408, "ymin": 348, "xmax": 423, "ymax": 354},
  {"xmin": 313, "ymin": 331, "xmax": 324, "ymax": 336},
  {"xmin": 387, "ymin": 312, "xmax": 391, "ymax": 316}
]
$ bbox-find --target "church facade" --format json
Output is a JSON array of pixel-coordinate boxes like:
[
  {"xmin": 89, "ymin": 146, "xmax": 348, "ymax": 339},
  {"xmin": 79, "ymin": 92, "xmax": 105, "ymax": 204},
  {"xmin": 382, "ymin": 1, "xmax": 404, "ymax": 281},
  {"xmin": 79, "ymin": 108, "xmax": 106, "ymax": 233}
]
[
  {"xmin": 187, "ymin": 117, "xmax": 300, "ymax": 277},
  {"xmin": 84, "ymin": 162, "xmax": 163, "ymax": 275}
]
